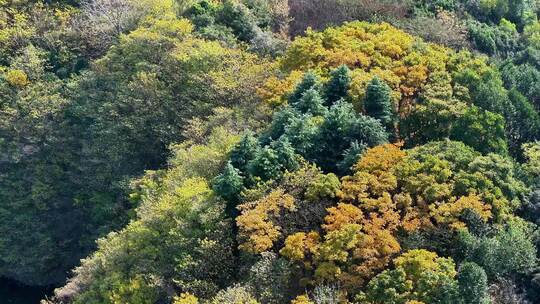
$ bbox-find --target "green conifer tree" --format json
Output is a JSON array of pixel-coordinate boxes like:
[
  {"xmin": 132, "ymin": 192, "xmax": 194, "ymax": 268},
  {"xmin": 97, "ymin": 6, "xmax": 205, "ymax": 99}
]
[
  {"xmin": 325, "ymin": 64, "xmax": 352, "ymax": 106},
  {"xmin": 264, "ymin": 106, "xmax": 300, "ymax": 141},
  {"xmin": 213, "ymin": 161, "xmax": 244, "ymax": 215},
  {"xmin": 288, "ymin": 71, "xmax": 322, "ymax": 105},
  {"xmin": 364, "ymin": 76, "xmax": 395, "ymax": 132},
  {"xmin": 314, "ymin": 101, "xmax": 387, "ymax": 172},
  {"xmin": 293, "ymin": 88, "xmax": 327, "ymax": 116},
  {"xmin": 457, "ymin": 262, "xmax": 490, "ymax": 304},
  {"xmin": 230, "ymin": 131, "xmax": 260, "ymax": 173},
  {"xmin": 248, "ymin": 145, "xmax": 282, "ymax": 181},
  {"xmin": 271, "ymin": 136, "xmax": 300, "ymax": 173},
  {"xmin": 337, "ymin": 141, "xmax": 367, "ymax": 175}
]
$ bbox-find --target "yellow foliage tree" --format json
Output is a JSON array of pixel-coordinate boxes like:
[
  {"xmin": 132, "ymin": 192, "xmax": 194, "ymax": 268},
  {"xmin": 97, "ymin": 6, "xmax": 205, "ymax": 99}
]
[
  {"xmin": 340, "ymin": 143, "xmax": 423, "ymax": 231},
  {"xmin": 280, "ymin": 231, "xmax": 320, "ymax": 263},
  {"xmin": 393, "ymin": 249, "xmax": 457, "ymax": 280},
  {"xmin": 174, "ymin": 293, "xmax": 199, "ymax": 304},
  {"xmin": 323, "ymin": 203, "xmax": 363, "ymax": 232},
  {"xmin": 5, "ymin": 69, "xmax": 29, "ymax": 87},
  {"xmin": 281, "ymin": 202, "xmax": 401, "ymax": 291},
  {"xmin": 340, "ymin": 143, "xmax": 495, "ymax": 232},
  {"xmin": 291, "ymin": 295, "xmax": 313, "ymax": 304},
  {"xmin": 237, "ymin": 189, "xmax": 296, "ymax": 253},
  {"xmin": 430, "ymin": 194, "xmax": 492, "ymax": 229}
]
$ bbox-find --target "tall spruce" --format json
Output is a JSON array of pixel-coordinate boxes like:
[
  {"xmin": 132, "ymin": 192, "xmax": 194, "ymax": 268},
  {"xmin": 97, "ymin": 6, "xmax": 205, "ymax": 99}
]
[
  {"xmin": 271, "ymin": 136, "xmax": 300, "ymax": 173},
  {"xmin": 213, "ymin": 161, "xmax": 245, "ymax": 215},
  {"xmin": 248, "ymin": 145, "xmax": 282, "ymax": 181},
  {"xmin": 325, "ymin": 64, "xmax": 352, "ymax": 106},
  {"xmin": 337, "ymin": 141, "xmax": 367, "ymax": 175},
  {"xmin": 364, "ymin": 76, "xmax": 395, "ymax": 132},
  {"xmin": 230, "ymin": 131, "xmax": 260, "ymax": 173},
  {"xmin": 288, "ymin": 71, "xmax": 322, "ymax": 105},
  {"xmin": 263, "ymin": 106, "xmax": 301, "ymax": 142},
  {"xmin": 457, "ymin": 262, "xmax": 490, "ymax": 304},
  {"xmin": 293, "ymin": 88, "xmax": 327, "ymax": 116}
]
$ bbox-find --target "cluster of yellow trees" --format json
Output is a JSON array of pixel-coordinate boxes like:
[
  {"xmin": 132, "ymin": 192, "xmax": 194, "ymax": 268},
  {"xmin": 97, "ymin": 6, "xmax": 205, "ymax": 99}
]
[
  {"xmin": 259, "ymin": 21, "xmax": 487, "ymax": 114},
  {"xmin": 235, "ymin": 141, "xmax": 521, "ymax": 300}
]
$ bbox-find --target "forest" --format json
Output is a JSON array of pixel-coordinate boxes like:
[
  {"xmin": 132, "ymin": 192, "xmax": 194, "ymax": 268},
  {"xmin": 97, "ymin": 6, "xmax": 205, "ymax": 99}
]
[{"xmin": 2, "ymin": 0, "xmax": 540, "ymax": 303}]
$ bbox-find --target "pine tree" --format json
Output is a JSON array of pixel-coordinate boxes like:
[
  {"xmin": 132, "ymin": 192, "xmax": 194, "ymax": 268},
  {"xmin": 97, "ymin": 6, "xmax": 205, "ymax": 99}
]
[
  {"xmin": 364, "ymin": 76, "xmax": 395, "ymax": 131},
  {"xmin": 314, "ymin": 101, "xmax": 387, "ymax": 172},
  {"xmin": 457, "ymin": 262, "xmax": 490, "ymax": 304},
  {"xmin": 283, "ymin": 114, "xmax": 319, "ymax": 156},
  {"xmin": 292, "ymin": 88, "xmax": 327, "ymax": 116},
  {"xmin": 263, "ymin": 106, "xmax": 300, "ymax": 142},
  {"xmin": 230, "ymin": 131, "xmax": 260, "ymax": 172},
  {"xmin": 213, "ymin": 162, "xmax": 245, "ymax": 210},
  {"xmin": 271, "ymin": 136, "xmax": 300, "ymax": 173},
  {"xmin": 247, "ymin": 136, "xmax": 299, "ymax": 181},
  {"xmin": 248, "ymin": 145, "xmax": 282, "ymax": 181},
  {"xmin": 325, "ymin": 64, "xmax": 351, "ymax": 106},
  {"xmin": 288, "ymin": 71, "xmax": 322, "ymax": 105},
  {"xmin": 337, "ymin": 141, "xmax": 367, "ymax": 175}
]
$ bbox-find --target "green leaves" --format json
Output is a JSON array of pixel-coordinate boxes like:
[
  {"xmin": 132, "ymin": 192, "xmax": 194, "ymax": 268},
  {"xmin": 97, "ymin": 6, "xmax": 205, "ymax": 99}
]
[
  {"xmin": 293, "ymin": 88, "xmax": 327, "ymax": 116},
  {"xmin": 450, "ymin": 106, "xmax": 508, "ymax": 155},
  {"xmin": 6, "ymin": 3, "xmax": 540, "ymax": 303},
  {"xmin": 364, "ymin": 76, "xmax": 395, "ymax": 133},
  {"xmin": 456, "ymin": 221, "xmax": 538, "ymax": 279},
  {"xmin": 288, "ymin": 71, "xmax": 322, "ymax": 106},
  {"xmin": 457, "ymin": 262, "xmax": 490, "ymax": 304},
  {"xmin": 305, "ymin": 173, "xmax": 341, "ymax": 202},
  {"xmin": 359, "ymin": 250, "xmax": 460, "ymax": 304},
  {"xmin": 313, "ymin": 101, "xmax": 388, "ymax": 172},
  {"xmin": 213, "ymin": 162, "xmax": 244, "ymax": 209},
  {"xmin": 324, "ymin": 64, "xmax": 351, "ymax": 106},
  {"xmin": 55, "ymin": 131, "xmax": 238, "ymax": 303}
]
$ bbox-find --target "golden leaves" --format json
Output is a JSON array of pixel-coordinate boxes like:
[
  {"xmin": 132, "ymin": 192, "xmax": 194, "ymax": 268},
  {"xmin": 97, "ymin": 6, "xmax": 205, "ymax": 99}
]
[
  {"xmin": 5, "ymin": 69, "xmax": 29, "ymax": 87},
  {"xmin": 256, "ymin": 70, "xmax": 304, "ymax": 107},
  {"xmin": 340, "ymin": 143, "xmax": 404, "ymax": 203},
  {"xmin": 430, "ymin": 194, "xmax": 492, "ymax": 229},
  {"xmin": 280, "ymin": 231, "xmax": 320, "ymax": 262},
  {"xmin": 323, "ymin": 203, "xmax": 363, "ymax": 232},
  {"xmin": 291, "ymin": 295, "xmax": 313, "ymax": 304},
  {"xmin": 237, "ymin": 189, "xmax": 296, "ymax": 253}
]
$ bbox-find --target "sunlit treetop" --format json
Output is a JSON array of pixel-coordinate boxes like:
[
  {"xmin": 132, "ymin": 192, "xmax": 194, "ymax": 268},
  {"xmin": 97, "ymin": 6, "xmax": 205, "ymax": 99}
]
[
  {"xmin": 257, "ymin": 21, "xmax": 523, "ymax": 157},
  {"xmin": 261, "ymin": 21, "xmax": 496, "ymax": 110}
]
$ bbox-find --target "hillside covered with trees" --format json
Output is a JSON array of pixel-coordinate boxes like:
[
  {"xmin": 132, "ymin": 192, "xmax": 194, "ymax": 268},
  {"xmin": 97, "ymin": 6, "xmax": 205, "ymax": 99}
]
[{"xmin": 1, "ymin": 0, "xmax": 540, "ymax": 303}]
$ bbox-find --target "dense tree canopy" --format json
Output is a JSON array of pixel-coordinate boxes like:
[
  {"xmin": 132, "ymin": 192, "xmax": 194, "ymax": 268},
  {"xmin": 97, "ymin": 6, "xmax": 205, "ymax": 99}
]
[
  {"xmin": 0, "ymin": 1, "xmax": 540, "ymax": 304},
  {"xmin": 0, "ymin": 0, "xmax": 273, "ymax": 287}
]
